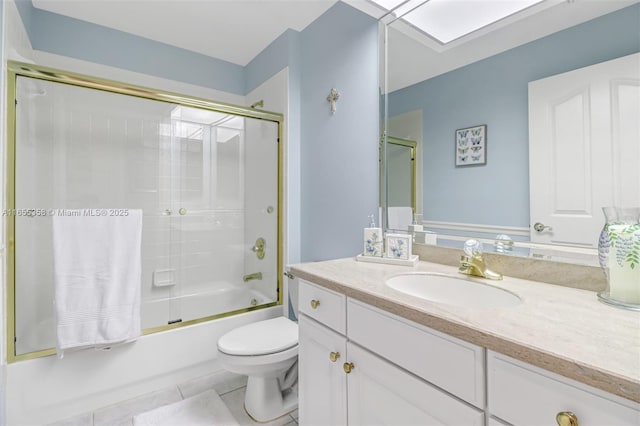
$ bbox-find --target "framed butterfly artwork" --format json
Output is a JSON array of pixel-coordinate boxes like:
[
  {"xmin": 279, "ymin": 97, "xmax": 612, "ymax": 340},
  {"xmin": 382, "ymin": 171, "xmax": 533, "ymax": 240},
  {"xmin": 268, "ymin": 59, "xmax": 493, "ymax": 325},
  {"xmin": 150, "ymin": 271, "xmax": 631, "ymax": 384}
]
[{"xmin": 455, "ymin": 125, "xmax": 486, "ymax": 166}]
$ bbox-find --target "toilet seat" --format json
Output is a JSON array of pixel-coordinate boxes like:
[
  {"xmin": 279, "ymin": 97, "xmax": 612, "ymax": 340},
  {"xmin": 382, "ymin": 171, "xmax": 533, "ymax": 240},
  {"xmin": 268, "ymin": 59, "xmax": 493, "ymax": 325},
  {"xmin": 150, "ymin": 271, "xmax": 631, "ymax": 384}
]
[{"xmin": 218, "ymin": 317, "xmax": 298, "ymax": 356}]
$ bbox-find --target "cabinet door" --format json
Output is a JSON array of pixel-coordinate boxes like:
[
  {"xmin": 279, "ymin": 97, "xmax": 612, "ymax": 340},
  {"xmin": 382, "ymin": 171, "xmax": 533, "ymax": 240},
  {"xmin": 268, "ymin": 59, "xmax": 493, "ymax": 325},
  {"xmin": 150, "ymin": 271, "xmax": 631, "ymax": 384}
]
[
  {"xmin": 488, "ymin": 351, "xmax": 640, "ymax": 426},
  {"xmin": 348, "ymin": 299, "xmax": 485, "ymax": 407},
  {"xmin": 298, "ymin": 314, "xmax": 347, "ymax": 426},
  {"xmin": 347, "ymin": 342, "xmax": 484, "ymax": 426}
]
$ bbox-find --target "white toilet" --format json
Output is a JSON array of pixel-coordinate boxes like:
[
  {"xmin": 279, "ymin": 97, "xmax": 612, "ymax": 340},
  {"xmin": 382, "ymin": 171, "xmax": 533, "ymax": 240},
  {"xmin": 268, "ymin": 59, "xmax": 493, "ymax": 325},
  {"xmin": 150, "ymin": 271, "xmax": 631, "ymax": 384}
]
[{"xmin": 217, "ymin": 285, "xmax": 299, "ymax": 422}]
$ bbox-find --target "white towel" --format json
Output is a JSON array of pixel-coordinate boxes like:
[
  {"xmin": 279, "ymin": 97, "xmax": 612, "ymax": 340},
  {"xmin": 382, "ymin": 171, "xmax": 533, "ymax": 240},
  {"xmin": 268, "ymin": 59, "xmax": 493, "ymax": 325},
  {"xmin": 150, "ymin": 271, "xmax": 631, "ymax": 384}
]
[
  {"xmin": 52, "ymin": 209, "xmax": 142, "ymax": 357},
  {"xmin": 387, "ymin": 206, "xmax": 413, "ymax": 231}
]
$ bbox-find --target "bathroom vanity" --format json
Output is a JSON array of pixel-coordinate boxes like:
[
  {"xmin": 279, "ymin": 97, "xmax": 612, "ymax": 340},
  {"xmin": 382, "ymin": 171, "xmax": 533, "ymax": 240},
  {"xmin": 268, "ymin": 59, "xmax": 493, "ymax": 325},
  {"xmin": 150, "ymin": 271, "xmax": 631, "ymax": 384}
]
[{"xmin": 290, "ymin": 258, "xmax": 640, "ymax": 425}]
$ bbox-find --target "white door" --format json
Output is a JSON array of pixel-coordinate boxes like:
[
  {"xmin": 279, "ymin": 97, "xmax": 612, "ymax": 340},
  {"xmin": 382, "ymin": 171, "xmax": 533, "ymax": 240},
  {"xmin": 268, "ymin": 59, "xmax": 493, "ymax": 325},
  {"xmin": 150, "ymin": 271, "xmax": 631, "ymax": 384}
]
[
  {"xmin": 529, "ymin": 53, "xmax": 640, "ymax": 247},
  {"xmin": 298, "ymin": 314, "xmax": 347, "ymax": 426},
  {"xmin": 346, "ymin": 342, "xmax": 484, "ymax": 426}
]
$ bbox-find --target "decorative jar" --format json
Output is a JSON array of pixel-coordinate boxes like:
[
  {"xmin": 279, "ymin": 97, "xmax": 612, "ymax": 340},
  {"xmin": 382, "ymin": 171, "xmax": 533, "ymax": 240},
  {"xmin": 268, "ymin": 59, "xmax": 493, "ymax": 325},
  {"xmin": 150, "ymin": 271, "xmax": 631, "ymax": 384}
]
[{"xmin": 597, "ymin": 207, "xmax": 640, "ymax": 310}]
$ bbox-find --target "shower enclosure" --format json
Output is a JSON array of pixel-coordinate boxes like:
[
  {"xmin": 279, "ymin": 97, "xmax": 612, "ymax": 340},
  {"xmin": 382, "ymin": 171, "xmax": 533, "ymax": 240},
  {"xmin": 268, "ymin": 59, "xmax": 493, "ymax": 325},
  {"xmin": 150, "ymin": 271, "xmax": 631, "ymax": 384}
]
[{"xmin": 6, "ymin": 62, "xmax": 283, "ymax": 361}]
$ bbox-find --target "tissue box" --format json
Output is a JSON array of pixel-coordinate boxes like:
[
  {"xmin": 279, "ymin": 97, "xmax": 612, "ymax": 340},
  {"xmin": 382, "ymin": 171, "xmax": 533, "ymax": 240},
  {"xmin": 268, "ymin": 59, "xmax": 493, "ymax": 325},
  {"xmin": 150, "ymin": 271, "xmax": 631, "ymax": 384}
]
[{"xmin": 385, "ymin": 233, "xmax": 412, "ymax": 260}]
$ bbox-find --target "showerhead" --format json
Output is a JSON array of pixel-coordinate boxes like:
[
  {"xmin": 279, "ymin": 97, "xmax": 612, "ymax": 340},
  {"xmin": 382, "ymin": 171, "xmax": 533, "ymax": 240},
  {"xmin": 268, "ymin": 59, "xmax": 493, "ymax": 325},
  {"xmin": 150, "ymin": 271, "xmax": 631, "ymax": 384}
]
[{"xmin": 250, "ymin": 100, "xmax": 264, "ymax": 109}]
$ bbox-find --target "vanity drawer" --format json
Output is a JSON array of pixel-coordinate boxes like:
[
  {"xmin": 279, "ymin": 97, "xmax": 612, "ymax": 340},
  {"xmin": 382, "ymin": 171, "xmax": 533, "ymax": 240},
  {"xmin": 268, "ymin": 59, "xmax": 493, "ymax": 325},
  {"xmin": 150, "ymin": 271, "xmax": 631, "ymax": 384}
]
[
  {"xmin": 298, "ymin": 280, "xmax": 346, "ymax": 334},
  {"xmin": 347, "ymin": 299, "xmax": 485, "ymax": 408},
  {"xmin": 487, "ymin": 351, "xmax": 640, "ymax": 426}
]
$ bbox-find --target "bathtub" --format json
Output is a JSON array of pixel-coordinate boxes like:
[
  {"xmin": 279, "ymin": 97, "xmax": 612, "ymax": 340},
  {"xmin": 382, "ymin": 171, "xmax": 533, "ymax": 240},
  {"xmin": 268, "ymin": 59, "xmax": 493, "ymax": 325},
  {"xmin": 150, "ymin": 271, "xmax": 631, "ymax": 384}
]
[
  {"xmin": 142, "ymin": 283, "xmax": 274, "ymax": 330},
  {"xmin": 8, "ymin": 291, "xmax": 282, "ymax": 425}
]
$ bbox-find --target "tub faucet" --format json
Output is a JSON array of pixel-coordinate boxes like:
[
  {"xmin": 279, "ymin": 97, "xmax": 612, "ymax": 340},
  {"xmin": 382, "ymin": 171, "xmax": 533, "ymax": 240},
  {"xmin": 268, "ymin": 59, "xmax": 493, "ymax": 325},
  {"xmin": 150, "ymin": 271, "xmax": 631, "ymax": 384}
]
[
  {"xmin": 458, "ymin": 240, "xmax": 502, "ymax": 280},
  {"xmin": 243, "ymin": 272, "xmax": 263, "ymax": 282}
]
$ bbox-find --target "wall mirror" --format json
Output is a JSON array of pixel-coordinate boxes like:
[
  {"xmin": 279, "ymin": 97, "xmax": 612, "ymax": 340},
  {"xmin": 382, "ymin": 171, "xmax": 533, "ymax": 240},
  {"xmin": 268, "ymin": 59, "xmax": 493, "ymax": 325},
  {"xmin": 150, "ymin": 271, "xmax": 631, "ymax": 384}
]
[{"xmin": 380, "ymin": 0, "xmax": 640, "ymax": 265}]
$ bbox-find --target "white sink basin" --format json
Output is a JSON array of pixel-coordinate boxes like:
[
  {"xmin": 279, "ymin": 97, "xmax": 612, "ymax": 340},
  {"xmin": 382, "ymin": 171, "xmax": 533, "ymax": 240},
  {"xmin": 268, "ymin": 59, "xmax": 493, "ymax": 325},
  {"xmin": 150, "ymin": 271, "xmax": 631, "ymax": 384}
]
[{"xmin": 385, "ymin": 273, "xmax": 521, "ymax": 309}]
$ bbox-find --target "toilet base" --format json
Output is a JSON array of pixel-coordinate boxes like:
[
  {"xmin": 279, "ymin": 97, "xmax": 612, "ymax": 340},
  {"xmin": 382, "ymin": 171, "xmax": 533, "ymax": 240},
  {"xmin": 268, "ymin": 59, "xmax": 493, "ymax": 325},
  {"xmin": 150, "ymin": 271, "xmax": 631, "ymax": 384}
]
[{"xmin": 244, "ymin": 376, "xmax": 298, "ymax": 422}]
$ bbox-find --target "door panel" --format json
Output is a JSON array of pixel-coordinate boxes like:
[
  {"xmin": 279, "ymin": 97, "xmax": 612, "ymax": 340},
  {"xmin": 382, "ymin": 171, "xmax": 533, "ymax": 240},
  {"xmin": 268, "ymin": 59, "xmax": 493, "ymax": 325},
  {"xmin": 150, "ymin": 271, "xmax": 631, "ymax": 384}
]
[
  {"xmin": 298, "ymin": 315, "xmax": 347, "ymax": 426},
  {"xmin": 529, "ymin": 53, "xmax": 640, "ymax": 247}
]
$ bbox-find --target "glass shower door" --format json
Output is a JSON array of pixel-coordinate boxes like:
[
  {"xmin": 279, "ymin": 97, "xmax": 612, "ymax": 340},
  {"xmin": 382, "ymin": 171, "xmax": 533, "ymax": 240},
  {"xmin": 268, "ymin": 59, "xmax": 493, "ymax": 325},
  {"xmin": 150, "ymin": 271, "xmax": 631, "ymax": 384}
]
[
  {"xmin": 168, "ymin": 107, "xmax": 280, "ymax": 323},
  {"xmin": 11, "ymin": 71, "xmax": 281, "ymax": 358}
]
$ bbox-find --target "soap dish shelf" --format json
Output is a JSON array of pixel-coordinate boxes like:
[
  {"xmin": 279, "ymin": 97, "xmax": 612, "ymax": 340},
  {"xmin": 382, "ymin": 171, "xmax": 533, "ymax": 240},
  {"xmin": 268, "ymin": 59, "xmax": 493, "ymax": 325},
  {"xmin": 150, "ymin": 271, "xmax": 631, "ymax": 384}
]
[{"xmin": 356, "ymin": 254, "xmax": 419, "ymax": 267}]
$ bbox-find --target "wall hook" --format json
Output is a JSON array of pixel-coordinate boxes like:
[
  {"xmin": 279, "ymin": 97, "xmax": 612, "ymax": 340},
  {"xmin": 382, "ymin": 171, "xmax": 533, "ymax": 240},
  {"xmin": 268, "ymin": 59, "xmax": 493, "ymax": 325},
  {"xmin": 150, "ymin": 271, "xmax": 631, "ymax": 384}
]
[{"xmin": 327, "ymin": 88, "xmax": 340, "ymax": 114}]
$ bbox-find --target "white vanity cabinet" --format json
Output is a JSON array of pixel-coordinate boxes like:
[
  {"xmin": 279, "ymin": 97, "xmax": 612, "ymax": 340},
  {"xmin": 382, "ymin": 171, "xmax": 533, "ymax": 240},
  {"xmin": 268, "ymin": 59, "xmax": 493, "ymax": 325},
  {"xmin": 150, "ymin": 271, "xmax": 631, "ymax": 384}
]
[
  {"xmin": 297, "ymin": 279, "xmax": 484, "ymax": 425},
  {"xmin": 347, "ymin": 342, "xmax": 484, "ymax": 425},
  {"xmin": 298, "ymin": 315, "xmax": 347, "ymax": 425},
  {"xmin": 298, "ymin": 280, "xmax": 348, "ymax": 425},
  {"xmin": 487, "ymin": 351, "xmax": 640, "ymax": 426},
  {"xmin": 294, "ymin": 264, "xmax": 640, "ymax": 426}
]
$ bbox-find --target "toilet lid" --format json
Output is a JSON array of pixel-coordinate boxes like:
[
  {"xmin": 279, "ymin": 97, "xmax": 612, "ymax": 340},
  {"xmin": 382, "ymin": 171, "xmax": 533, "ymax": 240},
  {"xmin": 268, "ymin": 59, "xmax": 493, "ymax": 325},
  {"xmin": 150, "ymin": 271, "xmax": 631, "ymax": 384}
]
[{"xmin": 218, "ymin": 317, "xmax": 298, "ymax": 356}]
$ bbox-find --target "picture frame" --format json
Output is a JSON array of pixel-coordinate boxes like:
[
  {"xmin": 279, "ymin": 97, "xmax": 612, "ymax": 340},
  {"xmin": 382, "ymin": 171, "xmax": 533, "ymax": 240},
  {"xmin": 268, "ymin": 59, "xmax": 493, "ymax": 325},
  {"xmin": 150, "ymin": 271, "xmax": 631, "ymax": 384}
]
[{"xmin": 455, "ymin": 125, "xmax": 487, "ymax": 166}]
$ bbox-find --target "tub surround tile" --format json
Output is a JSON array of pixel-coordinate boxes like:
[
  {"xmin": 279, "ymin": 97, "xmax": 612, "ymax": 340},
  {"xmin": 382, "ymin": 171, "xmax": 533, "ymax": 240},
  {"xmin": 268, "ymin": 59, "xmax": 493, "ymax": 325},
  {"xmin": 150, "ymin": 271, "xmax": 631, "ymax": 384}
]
[
  {"xmin": 289, "ymin": 257, "xmax": 640, "ymax": 403},
  {"xmin": 93, "ymin": 387, "xmax": 182, "ymax": 426}
]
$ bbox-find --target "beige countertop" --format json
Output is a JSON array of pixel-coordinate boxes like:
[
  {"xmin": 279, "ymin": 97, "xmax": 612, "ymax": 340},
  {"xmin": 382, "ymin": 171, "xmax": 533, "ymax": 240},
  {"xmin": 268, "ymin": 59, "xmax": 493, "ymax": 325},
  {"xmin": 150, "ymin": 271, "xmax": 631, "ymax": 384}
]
[{"xmin": 289, "ymin": 257, "xmax": 640, "ymax": 403}]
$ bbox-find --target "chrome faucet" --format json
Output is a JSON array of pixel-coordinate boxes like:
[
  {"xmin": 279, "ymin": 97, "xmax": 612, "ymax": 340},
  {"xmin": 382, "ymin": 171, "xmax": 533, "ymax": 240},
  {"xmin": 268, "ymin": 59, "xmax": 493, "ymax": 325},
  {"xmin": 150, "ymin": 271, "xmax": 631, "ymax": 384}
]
[
  {"xmin": 458, "ymin": 240, "xmax": 503, "ymax": 280},
  {"xmin": 243, "ymin": 272, "xmax": 263, "ymax": 282}
]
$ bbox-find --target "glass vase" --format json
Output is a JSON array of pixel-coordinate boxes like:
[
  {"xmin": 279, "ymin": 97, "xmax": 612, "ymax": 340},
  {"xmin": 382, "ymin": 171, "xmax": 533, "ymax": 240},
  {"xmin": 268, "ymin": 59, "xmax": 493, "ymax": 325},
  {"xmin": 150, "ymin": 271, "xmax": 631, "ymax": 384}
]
[
  {"xmin": 597, "ymin": 207, "xmax": 640, "ymax": 310},
  {"xmin": 597, "ymin": 207, "xmax": 617, "ymax": 278}
]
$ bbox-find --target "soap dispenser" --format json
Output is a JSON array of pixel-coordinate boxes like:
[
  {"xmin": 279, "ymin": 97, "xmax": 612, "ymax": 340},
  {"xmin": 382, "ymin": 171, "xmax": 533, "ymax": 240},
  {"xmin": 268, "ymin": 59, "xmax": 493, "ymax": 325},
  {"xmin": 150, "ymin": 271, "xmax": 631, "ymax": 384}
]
[{"xmin": 363, "ymin": 214, "xmax": 383, "ymax": 257}]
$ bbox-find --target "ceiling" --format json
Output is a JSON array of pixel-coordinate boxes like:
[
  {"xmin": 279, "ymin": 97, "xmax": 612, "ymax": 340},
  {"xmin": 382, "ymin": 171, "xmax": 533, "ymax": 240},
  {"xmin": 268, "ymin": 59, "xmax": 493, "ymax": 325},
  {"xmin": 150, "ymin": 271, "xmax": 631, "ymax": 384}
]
[{"xmin": 32, "ymin": 0, "xmax": 637, "ymax": 90}]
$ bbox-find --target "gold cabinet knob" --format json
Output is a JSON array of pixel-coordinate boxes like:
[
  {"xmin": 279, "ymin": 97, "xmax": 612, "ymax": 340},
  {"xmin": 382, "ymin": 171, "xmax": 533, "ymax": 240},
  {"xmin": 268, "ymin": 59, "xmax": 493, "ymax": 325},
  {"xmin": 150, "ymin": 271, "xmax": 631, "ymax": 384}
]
[
  {"xmin": 343, "ymin": 362, "xmax": 355, "ymax": 374},
  {"xmin": 556, "ymin": 412, "xmax": 578, "ymax": 426},
  {"xmin": 329, "ymin": 352, "xmax": 340, "ymax": 362},
  {"xmin": 310, "ymin": 299, "xmax": 320, "ymax": 309}
]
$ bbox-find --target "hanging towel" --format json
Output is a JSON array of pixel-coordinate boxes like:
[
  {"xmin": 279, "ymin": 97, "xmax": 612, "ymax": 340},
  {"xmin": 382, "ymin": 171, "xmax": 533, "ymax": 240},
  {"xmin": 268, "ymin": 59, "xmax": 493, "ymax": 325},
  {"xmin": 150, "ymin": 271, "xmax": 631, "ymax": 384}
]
[
  {"xmin": 387, "ymin": 206, "xmax": 413, "ymax": 231},
  {"xmin": 52, "ymin": 209, "xmax": 143, "ymax": 358}
]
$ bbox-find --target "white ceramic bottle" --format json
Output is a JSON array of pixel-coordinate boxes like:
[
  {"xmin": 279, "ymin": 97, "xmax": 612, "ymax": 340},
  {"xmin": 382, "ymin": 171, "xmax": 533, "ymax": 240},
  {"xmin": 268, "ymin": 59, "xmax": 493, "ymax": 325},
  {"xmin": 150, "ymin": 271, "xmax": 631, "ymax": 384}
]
[{"xmin": 363, "ymin": 215, "xmax": 383, "ymax": 257}]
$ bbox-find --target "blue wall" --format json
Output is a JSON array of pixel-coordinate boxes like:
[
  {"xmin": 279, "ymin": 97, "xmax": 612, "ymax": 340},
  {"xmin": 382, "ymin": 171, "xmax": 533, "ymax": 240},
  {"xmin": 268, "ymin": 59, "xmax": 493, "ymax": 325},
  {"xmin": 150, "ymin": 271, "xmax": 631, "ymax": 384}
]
[
  {"xmin": 389, "ymin": 4, "xmax": 640, "ymax": 228},
  {"xmin": 244, "ymin": 28, "xmax": 305, "ymax": 264},
  {"xmin": 13, "ymin": 1, "xmax": 381, "ymax": 262},
  {"xmin": 299, "ymin": 2, "xmax": 379, "ymax": 261},
  {"xmin": 15, "ymin": 0, "xmax": 245, "ymax": 94}
]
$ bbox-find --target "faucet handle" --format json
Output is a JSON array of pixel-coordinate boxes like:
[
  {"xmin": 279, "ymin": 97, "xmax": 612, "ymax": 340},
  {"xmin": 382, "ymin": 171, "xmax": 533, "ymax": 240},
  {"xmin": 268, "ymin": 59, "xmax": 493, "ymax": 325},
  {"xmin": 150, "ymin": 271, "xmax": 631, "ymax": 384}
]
[{"xmin": 463, "ymin": 239, "xmax": 483, "ymax": 257}]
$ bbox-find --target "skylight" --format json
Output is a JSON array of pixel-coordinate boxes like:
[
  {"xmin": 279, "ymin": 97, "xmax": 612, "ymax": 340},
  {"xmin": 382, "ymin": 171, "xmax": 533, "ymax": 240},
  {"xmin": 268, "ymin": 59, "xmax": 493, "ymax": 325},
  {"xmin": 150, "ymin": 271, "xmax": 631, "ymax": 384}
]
[{"xmin": 373, "ymin": 0, "xmax": 546, "ymax": 44}]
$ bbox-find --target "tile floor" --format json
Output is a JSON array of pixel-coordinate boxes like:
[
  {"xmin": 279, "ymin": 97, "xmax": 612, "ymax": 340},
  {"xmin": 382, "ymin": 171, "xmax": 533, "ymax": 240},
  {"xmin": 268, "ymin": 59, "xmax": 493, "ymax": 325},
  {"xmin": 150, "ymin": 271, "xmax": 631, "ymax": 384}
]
[{"xmin": 47, "ymin": 371, "xmax": 299, "ymax": 426}]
